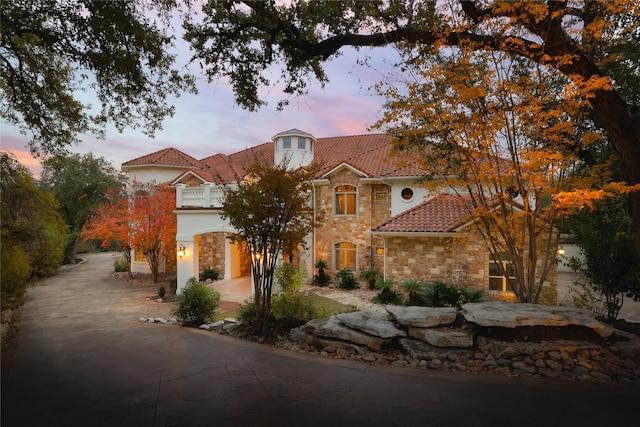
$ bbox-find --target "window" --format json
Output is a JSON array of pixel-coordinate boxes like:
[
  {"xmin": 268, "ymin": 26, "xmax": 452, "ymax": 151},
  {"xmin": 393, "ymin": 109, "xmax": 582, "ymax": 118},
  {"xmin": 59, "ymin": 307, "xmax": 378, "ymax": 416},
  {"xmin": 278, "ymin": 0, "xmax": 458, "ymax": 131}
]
[
  {"xmin": 335, "ymin": 185, "xmax": 356, "ymax": 215},
  {"xmin": 375, "ymin": 247, "xmax": 384, "ymax": 256},
  {"xmin": 401, "ymin": 187, "xmax": 414, "ymax": 201},
  {"xmin": 375, "ymin": 191, "xmax": 387, "ymax": 201},
  {"xmin": 489, "ymin": 253, "xmax": 515, "ymax": 292},
  {"xmin": 283, "ymin": 137, "xmax": 291, "ymax": 149},
  {"xmin": 335, "ymin": 242, "xmax": 356, "ymax": 270},
  {"xmin": 297, "ymin": 137, "xmax": 306, "ymax": 149}
]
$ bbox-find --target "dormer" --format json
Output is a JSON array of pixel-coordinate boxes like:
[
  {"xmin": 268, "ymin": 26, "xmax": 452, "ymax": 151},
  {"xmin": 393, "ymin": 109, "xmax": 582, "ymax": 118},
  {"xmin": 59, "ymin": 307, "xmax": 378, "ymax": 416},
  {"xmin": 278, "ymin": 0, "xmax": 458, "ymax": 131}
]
[{"xmin": 272, "ymin": 128, "xmax": 316, "ymax": 169}]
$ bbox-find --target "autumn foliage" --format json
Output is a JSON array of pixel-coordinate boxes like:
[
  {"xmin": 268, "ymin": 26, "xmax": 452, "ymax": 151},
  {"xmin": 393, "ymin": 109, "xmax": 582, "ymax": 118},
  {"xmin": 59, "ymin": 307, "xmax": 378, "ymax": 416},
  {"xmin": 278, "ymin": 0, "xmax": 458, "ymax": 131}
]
[{"xmin": 83, "ymin": 181, "xmax": 176, "ymax": 283}]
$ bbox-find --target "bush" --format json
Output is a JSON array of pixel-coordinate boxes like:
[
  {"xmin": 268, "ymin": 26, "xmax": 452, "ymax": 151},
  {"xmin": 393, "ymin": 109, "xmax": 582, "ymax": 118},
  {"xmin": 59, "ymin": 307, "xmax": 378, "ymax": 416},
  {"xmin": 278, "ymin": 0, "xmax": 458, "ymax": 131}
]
[
  {"xmin": 336, "ymin": 267, "xmax": 359, "ymax": 290},
  {"xmin": 158, "ymin": 285, "xmax": 166, "ymax": 299},
  {"xmin": 270, "ymin": 292, "xmax": 318, "ymax": 330},
  {"xmin": 372, "ymin": 279, "xmax": 403, "ymax": 305},
  {"xmin": 313, "ymin": 259, "xmax": 331, "ymax": 286},
  {"xmin": 421, "ymin": 281, "xmax": 485, "ymax": 308},
  {"xmin": 113, "ymin": 256, "xmax": 128, "ymax": 272},
  {"xmin": 456, "ymin": 286, "xmax": 486, "ymax": 307},
  {"xmin": 399, "ymin": 279, "xmax": 425, "ymax": 306},
  {"xmin": 360, "ymin": 268, "xmax": 379, "ymax": 289},
  {"xmin": 199, "ymin": 267, "xmax": 221, "ymax": 282},
  {"xmin": 172, "ymin": 278, "xmax": 220, "ymax": 325},
  {"xmin": 275, "ymin": 262, "xmax": 306, "ymax": 292}
]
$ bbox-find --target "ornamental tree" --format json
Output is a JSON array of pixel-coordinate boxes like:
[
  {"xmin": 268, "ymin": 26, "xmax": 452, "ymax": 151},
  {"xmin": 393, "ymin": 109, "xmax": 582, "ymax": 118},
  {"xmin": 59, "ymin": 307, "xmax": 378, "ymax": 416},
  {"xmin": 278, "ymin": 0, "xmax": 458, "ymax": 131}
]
[
  {"xmin": 221, "ymin": 159, "xmax": 319, "ymax": 334},
  {"xmin": 83, "ymin": 181, "xmax": 176, "ymax": 283},
  {"xmin": 376, "ymin": 48, "xmax": 587, "ymax": 303},
  {"xmin": 182, "ymin": 0, "xmax": 640, "ymax": 249}
]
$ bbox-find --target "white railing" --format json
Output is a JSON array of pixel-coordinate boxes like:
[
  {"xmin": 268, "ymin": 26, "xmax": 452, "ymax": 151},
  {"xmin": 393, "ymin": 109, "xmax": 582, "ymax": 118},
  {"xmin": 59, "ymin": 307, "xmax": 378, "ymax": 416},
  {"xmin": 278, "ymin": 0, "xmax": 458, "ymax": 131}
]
[{"xmin": 175, "ymin": 184, "xmax": 227, "ymax": 208}]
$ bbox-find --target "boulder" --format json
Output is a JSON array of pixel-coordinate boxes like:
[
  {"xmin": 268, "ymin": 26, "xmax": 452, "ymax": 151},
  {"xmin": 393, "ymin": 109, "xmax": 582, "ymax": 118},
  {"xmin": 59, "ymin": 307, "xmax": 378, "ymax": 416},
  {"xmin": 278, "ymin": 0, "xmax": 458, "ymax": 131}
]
[
  {"xmin": 409, "ymin": 326, "xmax": 473, "ymax": 348},
  {"xmin": 476, "ymin": 336, "xmax": 600, "ymax": 358},
  {"xmin": 386, "ymin": 306, "xmax": 457, "ymax": 328},
  {"xmin": 335, "ymin": 310, "xmax": 406, "ymax": 339},
  {"xmin": 398, "ymin": 338, "xmax": 458, "ymax": 361},
  {"xmin": 461, "ymin": 301, "xmax": 614, "ymax": 337},
  {"xmin": 304, "ymin": 317, "xmax": 391, "ymax": 348}
]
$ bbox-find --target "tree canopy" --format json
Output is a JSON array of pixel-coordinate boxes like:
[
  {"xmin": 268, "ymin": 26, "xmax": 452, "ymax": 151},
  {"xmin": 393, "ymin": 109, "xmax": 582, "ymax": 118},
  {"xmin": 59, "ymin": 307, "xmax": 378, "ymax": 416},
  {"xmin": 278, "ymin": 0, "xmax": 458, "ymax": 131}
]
[
  {"xmin": 183, "ymin": 0, "xmax": 640, "ymax": 247},
  {"xmin": 39, "ymin": 153, "xmax": 126, "ymax": 264},
  {"xmin": 1, "ymin": 152, "xmax": 66, "ymax": 310},
  {"xmin": 0, "ymin": 0, "xmax": 195, "ymax": 155}
]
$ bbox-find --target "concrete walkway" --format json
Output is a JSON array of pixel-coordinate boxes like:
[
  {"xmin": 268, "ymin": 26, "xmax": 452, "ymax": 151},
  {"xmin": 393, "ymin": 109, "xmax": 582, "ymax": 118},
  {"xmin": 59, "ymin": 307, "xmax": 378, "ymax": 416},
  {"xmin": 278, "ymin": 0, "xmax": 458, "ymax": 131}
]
[{"xmin": 2, "ymin": 253, "xmax": 639, "ymax": 427}]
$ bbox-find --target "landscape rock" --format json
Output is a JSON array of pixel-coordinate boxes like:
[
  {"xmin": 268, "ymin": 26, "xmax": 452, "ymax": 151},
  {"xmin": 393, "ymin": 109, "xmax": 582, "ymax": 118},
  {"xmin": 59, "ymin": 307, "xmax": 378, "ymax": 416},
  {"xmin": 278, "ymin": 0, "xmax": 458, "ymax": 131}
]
[
  {"xmin": 386, "ymin": 306, "xmax": 457, "ymax": 328},
  {"xmin": 398, "ymin": 338, "xmax": 458, "ymax": 361},
  {"xmin": 476, "ymin": 337, "xmax": 600, "ymax": 358},
  {"xmin": 461, "ymin": 301, "xmax": 614, "ymax": 337},
  {"xmin": 409, "ymin": 326, "xmax": 473, "ymax": 348},
  {"xmin": 335, "ymin": 310, "xmax": 406, "ymax": 339},
  {"xmin": 304, "ymin": 316, "xmax": 391, "ymax": 348}
]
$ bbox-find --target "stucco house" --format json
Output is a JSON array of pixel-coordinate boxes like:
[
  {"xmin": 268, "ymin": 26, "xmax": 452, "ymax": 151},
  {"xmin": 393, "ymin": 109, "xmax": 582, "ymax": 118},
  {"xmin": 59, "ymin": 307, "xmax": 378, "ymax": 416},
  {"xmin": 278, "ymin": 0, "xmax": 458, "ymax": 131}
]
[{"xmin": 122, "ymin": 129, "xmax": 556, "ymax": 300}]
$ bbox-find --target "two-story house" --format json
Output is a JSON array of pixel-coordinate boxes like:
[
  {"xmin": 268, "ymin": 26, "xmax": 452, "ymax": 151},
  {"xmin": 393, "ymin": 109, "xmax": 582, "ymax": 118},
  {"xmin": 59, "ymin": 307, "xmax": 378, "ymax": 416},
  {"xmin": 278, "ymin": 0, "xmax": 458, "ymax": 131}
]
[{"xmin": 122, "ymin": 129, "xmax": 555, "ymax": 299}]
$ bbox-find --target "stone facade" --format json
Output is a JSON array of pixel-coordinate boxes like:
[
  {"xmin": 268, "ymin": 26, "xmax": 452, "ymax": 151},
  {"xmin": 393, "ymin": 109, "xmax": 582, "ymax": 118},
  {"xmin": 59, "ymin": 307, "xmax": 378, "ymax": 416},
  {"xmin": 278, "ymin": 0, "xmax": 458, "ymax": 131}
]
[{"xmin": 197, "ymin": 232, "xmax": 226, "ymax": 275}]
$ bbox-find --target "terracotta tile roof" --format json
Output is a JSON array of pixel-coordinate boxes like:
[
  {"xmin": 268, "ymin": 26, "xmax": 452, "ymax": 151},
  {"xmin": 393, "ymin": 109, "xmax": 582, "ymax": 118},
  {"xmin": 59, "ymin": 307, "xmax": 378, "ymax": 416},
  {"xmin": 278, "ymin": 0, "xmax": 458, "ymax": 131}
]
[
  {"xmin": 372, "ymin": 194, "xmax": 474, "ymax": 233},
  {"xmin": 123, "ymin": 133, "xmax": 427, "ymax": 184},
  {"xmin": 122, "ymin": 147, "xmax": 202, "ymax": 169}
]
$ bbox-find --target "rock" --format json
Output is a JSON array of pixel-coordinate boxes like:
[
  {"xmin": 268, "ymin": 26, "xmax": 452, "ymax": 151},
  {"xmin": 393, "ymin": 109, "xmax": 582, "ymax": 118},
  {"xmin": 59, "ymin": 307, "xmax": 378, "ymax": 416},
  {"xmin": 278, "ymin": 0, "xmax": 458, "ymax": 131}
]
[
  {"xmin": 209, "ymin": 321, "xmax": 225, "ymax": 328},
  {"xmin": 223, "ymin": 323, "xmax": 238, "ymax": 332},
  {"xmin": 138, "ymin": 317, "xmax": 148, "ymax": 323},
  {"xmin": 167, "ymin": 318, "xmax": 178, "ymax": 324},
  {"xmin": 335, "ymin": 310, "xmax": 406, "ymax": 339},
  {"xmin": 545, "ymin": 359, "xmax": 563, "ymax": 371},
  {"xmin": 391, "ymin": 360, "xmax": 408, "ymax": 367},
  {"xmin": 199, "ymin": 324, "xmax": 211, "ymax": 330},
  {"xmin": 476, "ymin": 337, "xmax": 600, "ymax": 359},
  {"xmin": 223, "ymin": 317, "xmax": 238, "ymax": 323},
  {"xmin": 386, "ymin": 306, "xmax": 457, "ymax": 328},
  {"xmin": 409, "ymin": 326, "xmax": 473, "ymax": 348},
  {"xmin": 154, "ymin": 317, "xmax": 167, "ymax": 324},
  {"xmin": 461, "ymin": 301, "xmax": 613, "ymax": 337},
  {"xmin": 304, "ymin": 317, "xmax": 391, "ymax": 348},
  {"xmin": 623, "ymin": 359, "xmax": 638, "ymax": 370},
  {"xmin": 398, "ymin": 338, "xmax": 458, "ymax": 361}
]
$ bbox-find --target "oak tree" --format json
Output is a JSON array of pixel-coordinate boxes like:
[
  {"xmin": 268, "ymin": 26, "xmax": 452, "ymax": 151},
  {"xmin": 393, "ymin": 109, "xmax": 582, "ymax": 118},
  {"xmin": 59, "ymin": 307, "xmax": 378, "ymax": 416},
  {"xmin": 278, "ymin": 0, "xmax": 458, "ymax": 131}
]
[
  {"xmin": 1, "ymin": 0, "xmax": 195, "ymax": 155},
  {"xmin": 183, "ymin": 0, "xmax": 640, "ymax": 247}
]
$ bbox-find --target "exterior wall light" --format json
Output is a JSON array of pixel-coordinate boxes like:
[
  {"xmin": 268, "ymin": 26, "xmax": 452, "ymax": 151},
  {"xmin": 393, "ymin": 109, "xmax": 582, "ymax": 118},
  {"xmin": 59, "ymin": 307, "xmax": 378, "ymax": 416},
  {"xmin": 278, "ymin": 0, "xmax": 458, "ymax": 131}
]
[
  {"xmin": 178, "ymin": 244, "xmax": 186, "ymax": 258},
  {"xmin": 557, "ymin": 247, "xmax": 566, "ymax": 256}
]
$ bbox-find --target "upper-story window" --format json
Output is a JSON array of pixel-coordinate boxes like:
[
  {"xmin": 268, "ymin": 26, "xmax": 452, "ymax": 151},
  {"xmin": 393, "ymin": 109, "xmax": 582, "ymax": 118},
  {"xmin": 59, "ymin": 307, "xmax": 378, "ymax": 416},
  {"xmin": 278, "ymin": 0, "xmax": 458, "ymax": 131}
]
[
  {"xmin": 335, "ymin": 185, "xmax": 357, "ymax": 215},
  {"xmin": 297, "ymin": 137, "xmax": 306, "ymax": 149},
  {"xmin": 283, "ymin": 137, "xmax": 292, "ymax": 149}
]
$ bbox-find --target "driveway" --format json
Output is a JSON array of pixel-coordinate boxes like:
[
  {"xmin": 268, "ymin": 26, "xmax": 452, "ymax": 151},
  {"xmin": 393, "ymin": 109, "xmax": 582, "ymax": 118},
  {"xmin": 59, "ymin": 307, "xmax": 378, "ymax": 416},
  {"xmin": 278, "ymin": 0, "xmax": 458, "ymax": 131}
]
[{"xmin": 2, "ymin": 252, "xmax": 639, "ymax": 427}]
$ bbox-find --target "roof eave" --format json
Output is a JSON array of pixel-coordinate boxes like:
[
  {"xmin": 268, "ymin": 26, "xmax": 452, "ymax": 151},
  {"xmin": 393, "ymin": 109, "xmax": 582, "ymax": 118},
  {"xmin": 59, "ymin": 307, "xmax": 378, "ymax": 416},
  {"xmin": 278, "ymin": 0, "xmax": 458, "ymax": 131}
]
[{"xmin": 371, "ymin": 231, "xmax": 458, "ymax": 237}]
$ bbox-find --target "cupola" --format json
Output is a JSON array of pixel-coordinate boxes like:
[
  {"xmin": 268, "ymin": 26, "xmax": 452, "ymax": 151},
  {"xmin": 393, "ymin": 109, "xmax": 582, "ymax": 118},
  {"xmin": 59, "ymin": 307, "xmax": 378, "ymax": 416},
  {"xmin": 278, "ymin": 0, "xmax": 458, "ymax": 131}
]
[{"xmin": 272, "ymin": 128, "xmax": 316, "ymax": 169}]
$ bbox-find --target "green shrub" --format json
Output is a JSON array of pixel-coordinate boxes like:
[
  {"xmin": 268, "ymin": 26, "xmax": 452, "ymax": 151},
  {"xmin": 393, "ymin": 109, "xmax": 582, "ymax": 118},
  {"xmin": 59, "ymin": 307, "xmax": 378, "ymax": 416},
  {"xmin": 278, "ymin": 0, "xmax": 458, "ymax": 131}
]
[
  {"xmin": 113, "ymin": 256, "xmax": 128, "ymax": 272},
  {"xmin": 336, "ymin": 267, "xmax": 359, "ymax": 290},
  {"xmin": 239, "ymin": 300, "xmax": 258, "ymax": 325},
  {"xmin": 400, "ymin": 279, "xmax": 427, "ymax": 306},
  {"xmin": 270, "ymin": 292, "xmax": 318, "ymax": 330},
  {"xmin": 456, "ymin": 286, "xmax": 486, "ymax": 307},
  {"xmin": 172, "ymin": 278, "xmax": 221, "ymax": 325},
  {"xmin": 360, "ymin": 268, "xmax": 379, "ymax": 289},
  {"xmin": 313, "ymin": 259, "xmax": 331, "ymax": 286},
  {"xmin": 158, "ymin": 285, "xmax": 166, "ymax": 299},
  {"xmin": 275, "ymin": 262, "xmax": 306, "ymax": 292},
  {"xmin": 421, "ymin": 281, "xmax": 486, "ymax": 308},
  {"xmin": 199, "ymin": 267, "xmax": 221, "ymax": 282},
  {"xmin": 372, "ymin": 279, "xmax": 403, "ymax": 305}
]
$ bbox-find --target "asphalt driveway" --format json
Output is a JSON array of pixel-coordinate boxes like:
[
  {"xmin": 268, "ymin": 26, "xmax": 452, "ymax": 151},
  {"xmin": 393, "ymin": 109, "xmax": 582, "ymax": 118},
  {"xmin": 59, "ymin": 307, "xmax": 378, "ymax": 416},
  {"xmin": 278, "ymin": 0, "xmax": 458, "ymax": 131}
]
[{"xmin": 1, "ymin": 252, "xmax": 638, "ymax": 427}]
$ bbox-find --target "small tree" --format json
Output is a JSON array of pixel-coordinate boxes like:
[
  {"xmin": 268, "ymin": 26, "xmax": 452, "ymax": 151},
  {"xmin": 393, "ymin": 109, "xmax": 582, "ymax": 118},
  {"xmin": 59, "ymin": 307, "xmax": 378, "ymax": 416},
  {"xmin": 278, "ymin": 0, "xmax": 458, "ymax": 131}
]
[
  {"xmin": 222, "ymin": 159, "xmax": 320, "ymax": 334},
  {"xmin": 566, "ymin": 195, "xmax": 640, "ymax": 321},
  {"xmin": 83, "ymin": 181, "xmax": 176, "ymax": 283}
]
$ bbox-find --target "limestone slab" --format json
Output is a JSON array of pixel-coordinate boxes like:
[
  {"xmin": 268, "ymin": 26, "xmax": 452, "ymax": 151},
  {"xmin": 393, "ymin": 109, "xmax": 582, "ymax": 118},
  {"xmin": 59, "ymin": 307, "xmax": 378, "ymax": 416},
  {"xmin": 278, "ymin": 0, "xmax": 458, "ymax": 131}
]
[
  {"xmin": 304, "ymin": 316, "xmax": 391, "ymax": 347},
  {"xmin": 335, "ymin": 310, "xmax": 406, "ymax": 338},
  {"xmin": 409, "ymin": 326, "xmax": 473, "ymax": 348},
  {"xmin": 386, "ymin": 306, "xmax": 457, "ymax": 328},
  {"xmin": 461, "ymin": 301, "xmax": 613, "ymax": 337}
]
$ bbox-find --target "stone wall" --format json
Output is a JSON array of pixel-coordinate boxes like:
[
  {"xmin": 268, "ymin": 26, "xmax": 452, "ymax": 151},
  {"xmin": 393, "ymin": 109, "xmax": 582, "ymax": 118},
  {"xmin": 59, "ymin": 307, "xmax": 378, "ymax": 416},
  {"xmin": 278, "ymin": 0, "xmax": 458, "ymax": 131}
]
[{"xmin": 197, "ymin": 232, "xmax": 226, "ymax": 275}]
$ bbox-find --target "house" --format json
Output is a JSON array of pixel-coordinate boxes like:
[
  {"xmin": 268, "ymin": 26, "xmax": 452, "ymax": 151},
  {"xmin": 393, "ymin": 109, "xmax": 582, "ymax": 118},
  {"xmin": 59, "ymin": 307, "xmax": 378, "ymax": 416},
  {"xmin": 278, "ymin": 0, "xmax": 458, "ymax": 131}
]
[{"xmin": 122, "ymin": 129, "xmax": 557, "ymax": 301}]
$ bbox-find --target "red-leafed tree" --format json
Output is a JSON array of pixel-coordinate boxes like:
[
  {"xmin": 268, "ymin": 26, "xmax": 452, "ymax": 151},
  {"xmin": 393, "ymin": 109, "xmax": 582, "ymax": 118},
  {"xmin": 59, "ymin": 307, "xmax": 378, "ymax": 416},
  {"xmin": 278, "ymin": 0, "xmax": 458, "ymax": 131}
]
[
  {"xmin": 83, "ymin": 185, "xmax": 132, "ymax": 276},
  {"xmin": 83, "ymin": 181, "xmax": 176, "ymax": 282}
]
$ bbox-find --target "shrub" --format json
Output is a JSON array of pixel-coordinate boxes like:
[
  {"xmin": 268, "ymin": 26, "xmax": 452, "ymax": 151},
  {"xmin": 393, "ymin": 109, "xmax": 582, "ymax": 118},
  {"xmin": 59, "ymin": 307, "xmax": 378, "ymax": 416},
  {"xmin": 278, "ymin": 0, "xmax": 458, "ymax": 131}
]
[
  {"xmin": 167, "ymin": 274, "xmax": 177, "ymax": 295},
  {"xmin": 400, "ymin": 279, "xmax": 427, "ymax": 306},
  {"xmin": 172, "ymin": 278, "xmax": 220, "ymax": 325},
  {"xmin": 275, "ymin": 262, "xmax": 306, "ymax": 292},
  {"xmin": 456, "ymin": 286, "xmax": 486, "ymax": 307},
  {"xmin": 423, "ymin": 281, "xmax": 460, "ymax": 307},
  {"xmin": 158, "ymin": 285, "xmax": 166, "ymax": 299},
  {"xmin": 336, "ymin": 267, "xmax": 359, "ymax": 290},
  {"xmin": 372, "ymin": 279, "xmax": 403, "ymax": 305},
  {"xmin": 239, "ymin": 300, "xmax": 258, "ymax": 325},
  {"xmin": 199, "ymin": 267, "xmax": 221, "ymax": 282},
  {"xmin": 360, "ymin": 268, "xmax": 379, "ymax": 289},
  {"xmin": 270, "ymin": 292, "xmax": 318, "ymax": 330},
  {"xmin": 113, "ymin": 256, "xmax": 128, "ymax": 272},
  {"xmin": 313, "ymin": 259, "xmax": 331, "ymax": 286}
]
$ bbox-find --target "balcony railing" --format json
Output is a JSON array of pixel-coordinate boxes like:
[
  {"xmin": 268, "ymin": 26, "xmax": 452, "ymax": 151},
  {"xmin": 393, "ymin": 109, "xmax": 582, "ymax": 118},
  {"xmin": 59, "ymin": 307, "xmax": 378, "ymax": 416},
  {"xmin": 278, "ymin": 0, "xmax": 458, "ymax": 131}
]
[{"xmin": 175, "ymin": 184, "xmax": 228, "ymax": 208}]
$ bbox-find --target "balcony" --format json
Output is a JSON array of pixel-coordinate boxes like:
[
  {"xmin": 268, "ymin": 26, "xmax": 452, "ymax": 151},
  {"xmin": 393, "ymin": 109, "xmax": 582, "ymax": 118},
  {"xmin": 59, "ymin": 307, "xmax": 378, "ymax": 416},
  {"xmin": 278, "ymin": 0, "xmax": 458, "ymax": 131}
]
[{"xmin": 175, "ymin": 184, "xmax": 228, "ymax": 208}]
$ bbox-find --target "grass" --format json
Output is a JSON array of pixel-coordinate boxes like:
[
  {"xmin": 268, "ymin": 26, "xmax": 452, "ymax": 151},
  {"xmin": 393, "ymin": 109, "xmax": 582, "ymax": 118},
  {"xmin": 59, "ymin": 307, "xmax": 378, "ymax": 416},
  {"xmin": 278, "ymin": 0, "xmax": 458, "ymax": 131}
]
[{"xmin": 213, "ymin": 292, "xmax": 352, "ymax": 322}]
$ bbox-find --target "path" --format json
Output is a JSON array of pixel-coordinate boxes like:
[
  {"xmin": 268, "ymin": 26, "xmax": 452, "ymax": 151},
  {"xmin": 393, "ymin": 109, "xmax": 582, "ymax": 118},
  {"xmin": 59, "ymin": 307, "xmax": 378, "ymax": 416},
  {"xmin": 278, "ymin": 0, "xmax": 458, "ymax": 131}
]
[{"xmin": 2, "ymin": 253, "xmax": 639, "ymax": 426}]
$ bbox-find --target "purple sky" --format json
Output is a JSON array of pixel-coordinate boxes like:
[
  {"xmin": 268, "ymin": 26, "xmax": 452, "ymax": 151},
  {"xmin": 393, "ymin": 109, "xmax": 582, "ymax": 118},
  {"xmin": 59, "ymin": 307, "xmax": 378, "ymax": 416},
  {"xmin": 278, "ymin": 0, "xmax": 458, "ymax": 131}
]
[{"xmin": 1, "ymin": 25, "xmax": 401, "ymax": 178}]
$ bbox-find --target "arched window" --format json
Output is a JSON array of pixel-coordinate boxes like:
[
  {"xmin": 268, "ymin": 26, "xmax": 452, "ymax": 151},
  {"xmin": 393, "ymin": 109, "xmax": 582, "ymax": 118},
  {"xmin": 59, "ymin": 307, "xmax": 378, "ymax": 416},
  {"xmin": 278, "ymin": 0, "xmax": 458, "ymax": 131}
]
[
  {"xmin": 335, "ymin": 242, "xmax": 356, "ymax": 270},
  {"xmin": 335, "ymin": 185, "xmax": 356, "ymax": 215}
]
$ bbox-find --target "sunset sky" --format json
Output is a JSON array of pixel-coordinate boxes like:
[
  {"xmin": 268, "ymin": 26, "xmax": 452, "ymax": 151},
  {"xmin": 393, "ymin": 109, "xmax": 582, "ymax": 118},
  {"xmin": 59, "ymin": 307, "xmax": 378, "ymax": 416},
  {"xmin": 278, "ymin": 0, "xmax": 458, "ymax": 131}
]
[{"xmin": 1, "ymin": 22, "xmax": 401, "ymax": 178}]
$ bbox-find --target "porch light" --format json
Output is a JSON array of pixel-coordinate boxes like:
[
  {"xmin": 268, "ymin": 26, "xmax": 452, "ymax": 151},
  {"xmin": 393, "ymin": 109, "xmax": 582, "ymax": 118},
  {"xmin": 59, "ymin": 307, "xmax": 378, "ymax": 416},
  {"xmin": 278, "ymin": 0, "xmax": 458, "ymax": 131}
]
[
  {"xmin": 557, "ymin": 246, "xmax": 565, "ymax": 256},
  {"xmin": 177, "ymin": 244, "xmax": 186, "ymax": 258}
]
